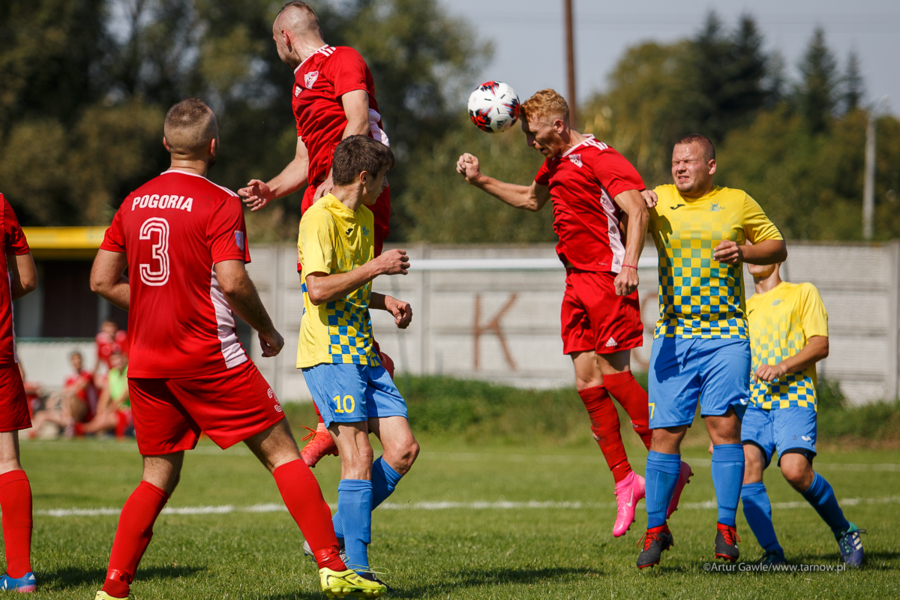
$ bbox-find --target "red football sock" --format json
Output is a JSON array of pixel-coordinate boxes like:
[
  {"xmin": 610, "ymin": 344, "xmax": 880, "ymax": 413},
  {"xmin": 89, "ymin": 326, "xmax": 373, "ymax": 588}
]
[
  {"xmin": 0, "ymin": 470, "xmax": 32, "ymax": 578},
  {"xmin": 102, "ymin": 481, "xmax": 169, "ymax": 598},
  {"xmin": 273, "ymin": 460, "xmax": 345, "ymax": 571},
  {"xmin": 313, "ymin": 402, "xmax": 324, "ymax": 425},
  {"xmin": 603, "ymin": 371, "xmax": 653, "ymax": 449},
  {"xmin": 579, "ymin": 386, "xmax": 631, "ymax": 483}
]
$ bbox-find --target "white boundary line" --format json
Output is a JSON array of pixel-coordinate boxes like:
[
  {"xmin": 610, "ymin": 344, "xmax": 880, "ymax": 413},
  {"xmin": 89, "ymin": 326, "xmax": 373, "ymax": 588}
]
[{"xmin": 36, "ymin": 495, "xmax": 900, "ymax": 518}]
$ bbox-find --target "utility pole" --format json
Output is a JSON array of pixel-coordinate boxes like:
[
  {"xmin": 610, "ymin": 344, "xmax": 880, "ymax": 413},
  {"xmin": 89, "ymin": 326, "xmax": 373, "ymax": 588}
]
[
  {"xmin": 864, "ymin": 96, "xmax": 890, "ymax": 240},
  {"xmin": 564, "ymin": 0, "xmax": 576, "ymax": 127}
]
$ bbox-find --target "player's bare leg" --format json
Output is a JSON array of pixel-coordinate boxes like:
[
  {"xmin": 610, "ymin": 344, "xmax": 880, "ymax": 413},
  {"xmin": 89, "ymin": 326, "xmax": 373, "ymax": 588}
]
[
  {"xmin": 329, "ymin": 421, "xmax": 377, "ymax": 576},
  {"xmin": 243, "ymin": 420, "xmax": 349, "ymax": 574},
  {"xmin": 705, "ymin": 411, "xmax": 744, "ymax": 562},
  {"xmin": 0, "ymin": 431, "xmax": 34, "ymax": 592},
  {"xmin": 100, "ymin": 453, "xmax": 182, "ymax": 599},
  {"xmin": 572, "ymin": 351, "xmax": 644, "ymax": 536}
]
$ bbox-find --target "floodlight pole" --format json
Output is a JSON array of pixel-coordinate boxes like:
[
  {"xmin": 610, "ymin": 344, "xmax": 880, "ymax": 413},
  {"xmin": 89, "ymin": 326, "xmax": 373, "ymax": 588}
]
[
  {"xmin": 564, "ymin": 0, "xmax": 577, "ymax": 127},
  {"xmin": 864, "ymin": 95, "xmax": 890, "ymax": 240}
]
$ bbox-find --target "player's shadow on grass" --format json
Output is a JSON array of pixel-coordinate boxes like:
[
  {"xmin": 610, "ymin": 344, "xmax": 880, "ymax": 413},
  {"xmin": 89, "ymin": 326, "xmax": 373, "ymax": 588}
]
[
  {"xmin": 380, "ymin": 566, "xmax": 595, "ymax": 598},
  {"xmin": 40, "ymin": 564, "xmax": 206, "ymax": 590},
  {"xmin": 792, "ymin": 550, "xmax": 900, "ymax": 570}
]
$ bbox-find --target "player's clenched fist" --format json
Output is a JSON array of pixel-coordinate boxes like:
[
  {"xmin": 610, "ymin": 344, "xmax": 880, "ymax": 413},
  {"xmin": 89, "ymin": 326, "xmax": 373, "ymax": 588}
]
[
  {"xmin": 614, "ymin": 267, "xmax": 639, "ymax": 297},
  {"xmin": 374, "ymin": 249, "xmax": 409, "ymax": 275},
  {"xmin": 456, "ymin": 153, "xmax": 483, "ymax": 184},
  {"xmin": 385, "ymin": 296, "xmax": 413, "ymax": 329},
  {"xmin": 259, "ymin": 328, "xmax": 285, "ymax": 357},
  {"xmin": 754, "ymin": 362, "xmax": 787, "ymax": 383}
]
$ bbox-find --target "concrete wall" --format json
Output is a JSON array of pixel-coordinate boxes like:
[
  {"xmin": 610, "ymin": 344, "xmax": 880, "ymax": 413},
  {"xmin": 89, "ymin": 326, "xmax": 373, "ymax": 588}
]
[{"xmin": 244, "ymin": 241, "xmax": 900, "ymax": 406}]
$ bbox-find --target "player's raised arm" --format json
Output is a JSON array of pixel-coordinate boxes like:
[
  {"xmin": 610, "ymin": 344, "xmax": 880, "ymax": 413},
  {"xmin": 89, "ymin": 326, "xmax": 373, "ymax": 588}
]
[
  {"xmin": 456, "ymin": 153, "xmax": 551, "ymax": 212},
  {"xmin": 611, "ymin": 189, "xmax": 649, "ymax": 296},
  {"xmin": 90, "ymin": 250, "xmax": 130, "ymax": 310},
  {"xmin": 239, "ymin": 136, "xmax": 310, "ymax": 211},
  {"xmin": 214, "ymin": 259, "xmax": 284, "ymax": 357}
]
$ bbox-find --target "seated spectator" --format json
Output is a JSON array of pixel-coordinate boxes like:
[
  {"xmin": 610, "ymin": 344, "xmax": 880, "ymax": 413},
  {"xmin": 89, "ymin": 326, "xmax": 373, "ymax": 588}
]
[
  {"xmin": 94, "ymin": 320, "xmax": 128, "ymax": 380},
  {"xmin": 76, "ymin": 351, "xmax": 132, "ymax": 438},
  {"xmin": 28, "ymin": 351, "xmax": 97, "ymax": 438}
]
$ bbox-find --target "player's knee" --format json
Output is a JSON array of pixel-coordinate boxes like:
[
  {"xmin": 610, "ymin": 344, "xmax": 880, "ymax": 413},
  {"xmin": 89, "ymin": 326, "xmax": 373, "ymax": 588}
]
[
  {"xmin": 385, "ymin": 437, "xmax": 419, "ymax": 474},
  {"xmin": 780, "ymin": 460, "xmax": 812, "ymax": 490}
]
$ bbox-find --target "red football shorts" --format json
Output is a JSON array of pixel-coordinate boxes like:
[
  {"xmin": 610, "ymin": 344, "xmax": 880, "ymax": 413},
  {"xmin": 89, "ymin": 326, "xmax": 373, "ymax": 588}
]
[
  {"xmin": 128, "ymin": 359, "xmax": 284, "ymax": 456},
  {"xmin": 0, "ymin": 363, "xmax": 30, "ymax": 432},
  {"xmin": 560, "ymin": 269, "xmax": 643, "ymax": 355}
]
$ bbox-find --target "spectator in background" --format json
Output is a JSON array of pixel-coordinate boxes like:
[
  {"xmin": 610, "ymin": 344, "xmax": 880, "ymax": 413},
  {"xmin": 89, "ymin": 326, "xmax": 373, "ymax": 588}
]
[
  {"xmin": 94, "ymin": 320, "xmax": 128, "ymax": 380},
  {"xmin": 28, "ymin": 351, "xmax": 97, "ymax": 437},
  {"xmin": 76, "ymin": 351, "xmax": 132, "ymax": 439}
]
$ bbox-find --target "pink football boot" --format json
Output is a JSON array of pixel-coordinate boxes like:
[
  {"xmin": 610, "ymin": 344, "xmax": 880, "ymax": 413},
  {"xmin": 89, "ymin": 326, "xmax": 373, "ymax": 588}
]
[
  {"xmin": 665, "ymin": 461, "xmax": 694, "ymax": 518},
  {"xmin": 613, "ymin": 471, "xmax": 646, "ymax": 537}
]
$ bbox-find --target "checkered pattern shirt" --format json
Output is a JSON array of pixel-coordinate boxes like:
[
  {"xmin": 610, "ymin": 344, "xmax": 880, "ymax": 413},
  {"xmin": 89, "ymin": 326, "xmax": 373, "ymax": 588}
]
[
  {"xmin": 748, "ymin": 282, "xmax": 828, "ymax": 410},
  {"xmin": 649, "ymin": 185, "xmax": 783, "ymax": 340},
  {"xmin": 296, "ymin": 195, "xmax": 380, "ymax": 368}
]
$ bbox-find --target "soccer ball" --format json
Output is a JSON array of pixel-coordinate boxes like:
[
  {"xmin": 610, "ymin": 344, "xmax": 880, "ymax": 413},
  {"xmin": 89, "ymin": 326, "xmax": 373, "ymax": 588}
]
[{"xmin": 467, "ymin": 81, "xmax": 520, "ymax": 133}]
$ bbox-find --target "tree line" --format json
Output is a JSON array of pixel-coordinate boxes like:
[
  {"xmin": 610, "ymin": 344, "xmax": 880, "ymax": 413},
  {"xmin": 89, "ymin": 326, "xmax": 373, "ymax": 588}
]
[{"xmin": 1, "ymin": 3, "xmax": 897, "ymax": 242}]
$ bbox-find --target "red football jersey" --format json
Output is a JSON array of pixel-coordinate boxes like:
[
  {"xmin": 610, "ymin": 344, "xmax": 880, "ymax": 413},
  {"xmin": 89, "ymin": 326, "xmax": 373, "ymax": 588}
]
[
  {"xmin": 100, "ymin": 171, "xmax": 251, "ymax": 378},
  {"xmin": 0, "ymin": 195, "xmax": 30, "ymax": 366},
  {"xmin": 292, "ymin": 44, "xmax": 391, "ymax": 265},
  {"xmin": 535, "ymin": 136, "xmax": 644, "ymax": 273}
]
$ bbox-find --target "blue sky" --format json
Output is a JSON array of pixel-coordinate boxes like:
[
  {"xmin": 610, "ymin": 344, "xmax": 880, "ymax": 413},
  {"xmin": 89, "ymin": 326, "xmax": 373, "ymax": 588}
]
[{"xmin": 438, "ymin": 0, "xmax": 899, "ymax": 116}]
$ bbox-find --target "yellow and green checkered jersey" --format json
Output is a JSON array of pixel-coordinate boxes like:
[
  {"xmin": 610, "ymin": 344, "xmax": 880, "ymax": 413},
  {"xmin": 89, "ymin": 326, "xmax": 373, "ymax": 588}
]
[
  {"xmin": 296, "ymin": 194, "xmax": 380, "ymax": 369},
  {"xmin": 649, "ymin": 185, "xmax": 782, "ymax": 340},
  {"xmin": 748, "ymin": 281, "xmax": 828, "ymax": 410}
]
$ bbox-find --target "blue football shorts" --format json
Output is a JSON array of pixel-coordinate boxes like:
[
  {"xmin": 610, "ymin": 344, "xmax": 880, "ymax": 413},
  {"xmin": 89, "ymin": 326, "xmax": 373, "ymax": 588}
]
[
  {"xmin": 302, "ymin": 362, "xmax": 408, "ymax": 427},
  {"xmin": 648, "ymin": 336, "xmax": 750, "ymax": 428},
  {"xmin": 741, "ymin": 403, "xmax": 817, "ymax": 468}
]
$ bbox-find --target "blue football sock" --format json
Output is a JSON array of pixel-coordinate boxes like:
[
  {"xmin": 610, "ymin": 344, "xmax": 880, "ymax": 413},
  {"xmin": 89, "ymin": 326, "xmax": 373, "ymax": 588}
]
[
  {"xmin": 711, "ymin": 444, "xmax": 744, "ymax": 527},
  {"xmin": 645, "ymin": 451, "xmax": 682, "ymax": 529},
  {"xmin": 801, "ymin": 473, "xmax": 850, "ymax": 537},
  {"xmin": 741, "ymin": 482, "xmax": 783, "ymax": 554},
  {"xmin": 334, "ymin": 457, "xmax": 403, "ymax": 540},
  {"xmin": 337, "ymin": 479, "xmax": 373, "ymax": 572}
]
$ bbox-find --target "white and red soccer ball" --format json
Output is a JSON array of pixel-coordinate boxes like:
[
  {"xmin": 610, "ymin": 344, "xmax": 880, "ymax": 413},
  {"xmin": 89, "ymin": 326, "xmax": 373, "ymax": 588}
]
[{"xmin": 467, "ymin": 81, "xmax": 520, "ymax": 133}]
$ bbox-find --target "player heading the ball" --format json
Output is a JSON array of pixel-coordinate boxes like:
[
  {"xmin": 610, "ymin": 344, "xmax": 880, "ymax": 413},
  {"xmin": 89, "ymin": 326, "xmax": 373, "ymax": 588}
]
[
  {"xmin": 456, "ymin": 88, "xmax": 675, "ymax": 538},
  {"xmin": 297, "ymin": 134, "xmax": 418, "ymax": 589},
  {"xmin": 89, "ymin": 98, "xmax": 384, "ymax": 600}
]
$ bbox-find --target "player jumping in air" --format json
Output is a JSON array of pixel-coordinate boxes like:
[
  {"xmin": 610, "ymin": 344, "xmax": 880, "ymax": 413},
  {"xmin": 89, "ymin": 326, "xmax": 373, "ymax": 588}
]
[
  {"xmin": 456, "ymin": 89, "xmax": 674, "ymax": 537},
  {"xmin": 297, "ymin": 135, "xmax": 417, "ymax": 587},
  {"xmin": 239, "ymin": 1, "xmax": 397, "ymax": 468},
  {"xmin": 741, "ymin": 261, "xmax": 865, "ymax": 566},
  {"xmin": 89, "ymin": 99, "xmax": 384, "ymax": 600},
  {"xmin": 637, "ymin": 134, "xmax": 787, "ymax": 568},
  {"xmin": 0, "ymin": 194, "xmax": 38, "ymax": 592}
]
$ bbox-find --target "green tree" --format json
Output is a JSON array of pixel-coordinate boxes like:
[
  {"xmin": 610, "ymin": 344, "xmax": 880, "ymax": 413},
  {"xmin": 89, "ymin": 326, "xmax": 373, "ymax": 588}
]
[
  {"xmin": 842, "ymin": 50, "xmax": 865, "ymax": 113},
  {"xmin": 400, "ymin": 115, "xmax": 550, "ymax": 243},
  {"xmin": 795, "ymin": 27, "xmax": 839, "ymax": 133}
]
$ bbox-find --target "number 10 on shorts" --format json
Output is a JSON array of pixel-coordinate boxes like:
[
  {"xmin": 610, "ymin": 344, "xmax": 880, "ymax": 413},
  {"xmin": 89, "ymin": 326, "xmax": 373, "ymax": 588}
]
[{"xmin": 333, "ymin": 394, "xmax": 356, "ymax": 413}]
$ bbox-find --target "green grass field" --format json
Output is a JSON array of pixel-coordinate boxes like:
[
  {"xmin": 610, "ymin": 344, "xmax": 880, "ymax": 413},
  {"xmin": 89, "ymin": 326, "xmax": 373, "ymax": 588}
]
[{"xmin": 15, "ymin": 403, "xmax": 900, "ymax": 600}]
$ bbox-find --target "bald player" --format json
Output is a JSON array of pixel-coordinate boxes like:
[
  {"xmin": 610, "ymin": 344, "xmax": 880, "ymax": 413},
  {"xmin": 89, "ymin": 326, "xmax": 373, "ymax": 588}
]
[
  {"xmin": 90, "ymin": 98, "xmax": 385, "ymax": 599},
  {"xmin": 239, "ymin": 0, "xmax": 396, "ymax": 468}
]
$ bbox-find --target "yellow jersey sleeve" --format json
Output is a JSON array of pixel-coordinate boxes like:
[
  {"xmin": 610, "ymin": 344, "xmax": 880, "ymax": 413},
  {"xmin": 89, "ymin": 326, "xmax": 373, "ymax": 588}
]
[
  {"xmin": 742, "ymin": 194, "xmax": 783, "ymax": 244},
  {"xmin": 798, "ymin": 283, "xmax": 828, "ymax": 339},
  {"xmin": 298, "ymin": 208, "xmax": 335, "ymax": 277}
]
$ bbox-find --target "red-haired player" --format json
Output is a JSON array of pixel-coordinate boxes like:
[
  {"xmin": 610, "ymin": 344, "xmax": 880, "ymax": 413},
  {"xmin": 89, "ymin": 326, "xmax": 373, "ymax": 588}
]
[{"xmin": 456, "ymin": 89, "xmax": 692, "ymax": 538}]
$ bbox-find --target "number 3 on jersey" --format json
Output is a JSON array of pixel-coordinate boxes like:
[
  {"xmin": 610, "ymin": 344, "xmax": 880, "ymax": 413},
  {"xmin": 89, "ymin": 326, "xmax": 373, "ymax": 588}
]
[
  {"xmin": 333, "ymin": 394, "xmax": 355, "ymax": 414},
  {"xmin": 139, "ymin": 218, "xmax": 170, "ymax": 286}
]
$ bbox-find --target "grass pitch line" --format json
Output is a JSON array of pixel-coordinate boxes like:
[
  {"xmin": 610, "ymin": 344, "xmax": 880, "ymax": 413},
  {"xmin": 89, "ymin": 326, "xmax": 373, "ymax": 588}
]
[{"xmin": 36, "ymin": 495, "xmax": 900, "ymax": 518}]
